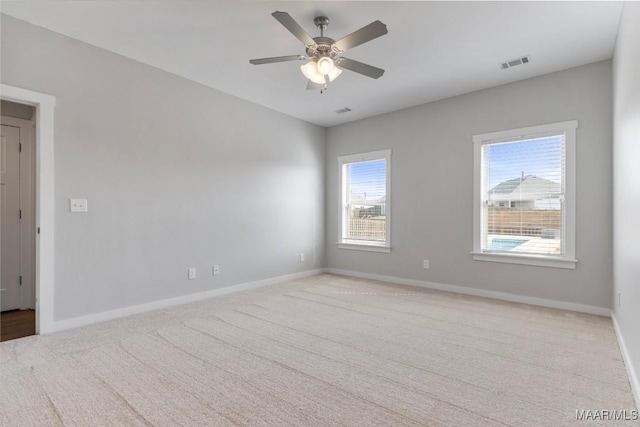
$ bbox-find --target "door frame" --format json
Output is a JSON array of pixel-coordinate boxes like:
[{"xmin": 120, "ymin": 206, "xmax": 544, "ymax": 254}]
[
  {"xmin": 1, "ymin": 116, "xmax": 36, "ymax": 311},
  {"xmin": 1, "ymin": 84, "xmax": 55, "ymax": 334}
]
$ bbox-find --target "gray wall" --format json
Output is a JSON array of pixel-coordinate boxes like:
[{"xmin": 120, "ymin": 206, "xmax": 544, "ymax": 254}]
[
  {"xmin": 612, "ymin": 2, "xmax": 640, "ymax": 398},
  {"xmin": 326, "ymin": 61, "xmax": 613, "ymax": 309},
  {"xmin": 1, "ymin": 15, "xmax": 325, "ymax": 321}
]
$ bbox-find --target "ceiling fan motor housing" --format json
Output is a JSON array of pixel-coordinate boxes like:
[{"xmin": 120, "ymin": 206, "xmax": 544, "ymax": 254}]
[
  {"xmin": 307, "ymin": 16, "xmax": 343, "ymax": 59},
  {"xmin": 306, "ymin": 37, "xmax": 341, "ymax": 59}
]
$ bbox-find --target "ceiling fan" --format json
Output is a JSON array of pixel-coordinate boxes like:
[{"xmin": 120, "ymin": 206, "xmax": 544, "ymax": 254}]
[{"xmin": 249, "ymin": 12, "xmax": 388, "ymax": 93}]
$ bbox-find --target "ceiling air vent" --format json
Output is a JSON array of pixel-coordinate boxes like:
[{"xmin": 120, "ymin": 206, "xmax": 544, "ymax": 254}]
[
  {"xmin": 500, "ymin": 56, "xmax": 530, "ymax": 70},
  {"xmin": 335, "ymin": 107, "xmax": 352, "ymax": 114}
]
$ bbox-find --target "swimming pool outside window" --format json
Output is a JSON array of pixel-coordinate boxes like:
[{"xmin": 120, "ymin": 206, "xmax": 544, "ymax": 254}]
[{"xmin": 487, "ymin": 238, "xmax": 527, "ymax": 251}]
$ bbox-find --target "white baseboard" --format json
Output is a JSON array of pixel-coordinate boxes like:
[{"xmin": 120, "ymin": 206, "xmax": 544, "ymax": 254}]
[
  {"xmin": 612, "ymin": 313, "xmax": 640, "ymax": 410},
  {"xmin": 52, "ymin": 269, "xmax": 324, "ymax": 333},
  {"xmin": 324, "ymin": 268, "xmax": 611, "ymax": 317}
]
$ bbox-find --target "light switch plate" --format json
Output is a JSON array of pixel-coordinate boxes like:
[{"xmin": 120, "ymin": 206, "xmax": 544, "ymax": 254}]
[{"xmin": 70, "ymin": 198, "xmax": 88, "ymax": 213}]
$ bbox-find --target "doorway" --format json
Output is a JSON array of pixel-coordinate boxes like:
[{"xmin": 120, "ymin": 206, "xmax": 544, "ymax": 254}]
[
  {"xmin": 1, "ymin": 84, "xmax": 56, "ymax": 336},
  {"xmin": 1, "ymin": 102, "xmax": 36, "ymax": 341}
]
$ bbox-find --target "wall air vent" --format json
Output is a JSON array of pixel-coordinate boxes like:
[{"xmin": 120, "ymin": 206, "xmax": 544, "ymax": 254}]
[
  {"xmin": 335, "ymin": 107, "xmax": 352, "ymax": 114},
  {"xmin": 500, "ymin": 56, "xmax": 530, "ymax": 70}
]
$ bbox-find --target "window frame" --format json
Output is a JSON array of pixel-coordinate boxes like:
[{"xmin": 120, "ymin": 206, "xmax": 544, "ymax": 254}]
[
  {"xmin": 337, "ymin": 149, "xmax": 392, "ymax": 253},
  {"xmin": 472, "ymin": 121, "xmax": 578, "ymax": 269}
]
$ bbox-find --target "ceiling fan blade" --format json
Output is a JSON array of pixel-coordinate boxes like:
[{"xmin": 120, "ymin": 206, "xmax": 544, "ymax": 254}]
[
  {"xmin": 272, "ymin": 11, "xmax": 316, "ymax": 47},
  {"xmin": 333, "ymin": 21, "xmax": 388, "ymax": 52},
  {"xmin": 306, "ymin": 80, "xmax": 317, "ymax": 90},
  {"xmin": 250, "ymin": 55, "xmax": 307, "ymax": 65},
  {"xmin": 335, "ymin": 57, "xmax": 385, "ymax": 79}
]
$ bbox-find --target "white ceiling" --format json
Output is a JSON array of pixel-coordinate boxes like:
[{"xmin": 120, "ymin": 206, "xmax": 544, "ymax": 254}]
[{"xmin": 1, "ymin": 1, "xmax": 623, "ymax": 127}]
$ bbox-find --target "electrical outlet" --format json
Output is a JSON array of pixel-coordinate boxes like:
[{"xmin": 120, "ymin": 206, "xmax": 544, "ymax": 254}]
[
  {"xmin": 213, "ymin": 265, "xmax": 220, "ymax": 276},
  {"xmin": 300, "ymin": 253, "xmax": 305, "ymax": 262},
  {"xmin": 423, "ymin": 260, "xmax": 429, "ymax": 269},
  {"xmin": 69, "ymin": 198, "xmax": 88, "ymax": 213},
  {"xmin": 188, "ymin": 268, "xmax": 196, "ymax": 280}
]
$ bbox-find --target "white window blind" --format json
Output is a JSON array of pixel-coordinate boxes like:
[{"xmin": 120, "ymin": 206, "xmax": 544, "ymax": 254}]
[
  {"xmin": 338, "ymin": 150, "xmax": 391, "ymax": 251},
  {"xmin": 482, "ymin": 133, "xmax": 565, "ymax": 256}
]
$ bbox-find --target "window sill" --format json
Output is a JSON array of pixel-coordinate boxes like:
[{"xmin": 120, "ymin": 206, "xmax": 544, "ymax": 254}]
[
  {"xmin": 471, "ymin": 251, "xmax": 577, "ymax": 269},
  {"xmin": 337, "ymin": 242, "xmax": 391, "ymax": 253}
]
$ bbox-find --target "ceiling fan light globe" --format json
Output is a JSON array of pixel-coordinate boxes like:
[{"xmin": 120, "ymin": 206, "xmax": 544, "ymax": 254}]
[
  {"xmin": 317, "ymin": 57, "xmax": 335, "ymax": 75},
  {"xmin": 301, "ymin": 61, "xmax": 325, "ymax": 84},
  {"xmin": 328, "ymin": 67, "xmax": 342, "ymax": 81}
]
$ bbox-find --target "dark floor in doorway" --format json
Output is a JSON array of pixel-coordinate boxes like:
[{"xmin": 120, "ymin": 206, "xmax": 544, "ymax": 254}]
[{"xmin": 1, "ymin": 309, "xmax": 35, "ymax": 341}]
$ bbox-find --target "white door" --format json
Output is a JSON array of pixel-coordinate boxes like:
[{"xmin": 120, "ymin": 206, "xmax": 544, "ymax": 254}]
[{"xmin": 1, "ymin": 124, "xmax": 22, "ymax": 311}]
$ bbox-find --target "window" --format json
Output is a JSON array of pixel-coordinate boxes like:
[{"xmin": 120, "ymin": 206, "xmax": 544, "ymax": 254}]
[
  {"xmin": 338, "ymin": 149, "xmax": 391, "ymax": 252},
  {"xmin": 472, "ymin": 121, "xmax": 577, "ymax": 269}
]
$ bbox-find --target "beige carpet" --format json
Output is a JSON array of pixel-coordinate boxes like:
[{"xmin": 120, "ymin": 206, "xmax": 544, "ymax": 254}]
[{"xmin": 1, "ymin": 274, "xmax": 637, "ymax": 426}]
